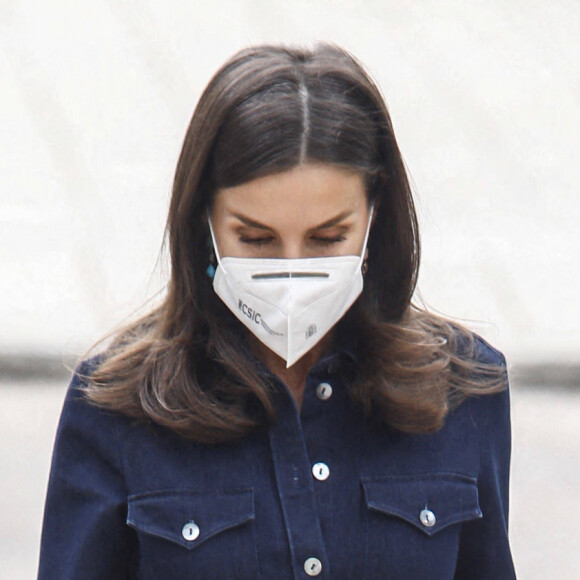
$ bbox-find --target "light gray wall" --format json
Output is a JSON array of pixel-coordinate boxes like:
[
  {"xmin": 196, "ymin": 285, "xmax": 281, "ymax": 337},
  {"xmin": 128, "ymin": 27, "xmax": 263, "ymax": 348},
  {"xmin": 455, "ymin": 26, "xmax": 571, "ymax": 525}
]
[{"xmin": 2, "ymin": 1, "xmax": 578, "ymax": 367}]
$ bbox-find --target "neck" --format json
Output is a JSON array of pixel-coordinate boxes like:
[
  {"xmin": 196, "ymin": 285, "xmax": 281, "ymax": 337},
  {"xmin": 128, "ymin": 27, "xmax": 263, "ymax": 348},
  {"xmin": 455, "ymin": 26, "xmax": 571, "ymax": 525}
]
[{"xmin": 248, "ymin": 332, "xmax": 335, "ymax": 411}]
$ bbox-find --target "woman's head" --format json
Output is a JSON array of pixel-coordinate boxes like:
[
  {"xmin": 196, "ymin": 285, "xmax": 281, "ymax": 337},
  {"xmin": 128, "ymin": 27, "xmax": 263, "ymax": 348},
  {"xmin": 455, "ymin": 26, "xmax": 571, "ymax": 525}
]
[
  {"xmin": 86, "ymin": 44, "xmax": 506, "ymax": 443},
  {"xmin": 167, "ymin": 42, "xmax": 419, "ymax": 331}
]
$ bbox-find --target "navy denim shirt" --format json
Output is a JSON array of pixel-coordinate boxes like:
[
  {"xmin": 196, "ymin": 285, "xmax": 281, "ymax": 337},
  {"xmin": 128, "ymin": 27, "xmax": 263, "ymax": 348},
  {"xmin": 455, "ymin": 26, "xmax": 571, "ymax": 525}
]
[{"xmin": 38, "ymin": 335, "xmax": 516, "ymax": 579}]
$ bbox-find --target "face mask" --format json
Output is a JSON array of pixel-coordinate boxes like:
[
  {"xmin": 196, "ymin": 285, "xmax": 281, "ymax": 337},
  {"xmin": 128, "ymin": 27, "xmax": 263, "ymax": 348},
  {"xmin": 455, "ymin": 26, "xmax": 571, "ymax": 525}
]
[{"xmin": 208, "ymin": 206, "xmax": 373, "ymax": 368}]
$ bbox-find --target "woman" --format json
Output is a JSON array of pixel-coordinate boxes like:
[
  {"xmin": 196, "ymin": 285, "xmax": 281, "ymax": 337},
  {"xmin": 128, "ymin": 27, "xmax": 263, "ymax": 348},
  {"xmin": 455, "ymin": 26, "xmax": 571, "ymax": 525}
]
[{"xmin": 38, "ymin": 43, "xmax": 516, "ymax": 579}]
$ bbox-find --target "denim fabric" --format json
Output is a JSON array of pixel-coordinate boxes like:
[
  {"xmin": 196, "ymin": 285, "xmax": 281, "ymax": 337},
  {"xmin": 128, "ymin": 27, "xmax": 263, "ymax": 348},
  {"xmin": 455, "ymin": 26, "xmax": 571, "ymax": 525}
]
[{"xmin": 38, "ymin": 334, "xmax": 516, "ymax": 579}]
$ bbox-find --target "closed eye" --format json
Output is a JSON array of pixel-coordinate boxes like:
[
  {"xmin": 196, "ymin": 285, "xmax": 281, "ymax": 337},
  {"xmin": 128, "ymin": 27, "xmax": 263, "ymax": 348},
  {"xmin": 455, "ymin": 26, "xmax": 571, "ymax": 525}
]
[
  {"xmin": 311, "ymin": 235, "xmax": 346, "ymax": 246},
  {"xmin": 238, "ymin": 236, "xmax": 274, "ymax": 246}
]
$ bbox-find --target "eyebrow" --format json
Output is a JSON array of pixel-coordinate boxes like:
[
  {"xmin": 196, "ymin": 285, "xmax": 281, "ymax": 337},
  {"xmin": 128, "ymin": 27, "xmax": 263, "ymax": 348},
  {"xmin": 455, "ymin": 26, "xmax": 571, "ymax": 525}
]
[{"xmin": 229, "ymin": 209, "xmax": 355, "ymax": 231}]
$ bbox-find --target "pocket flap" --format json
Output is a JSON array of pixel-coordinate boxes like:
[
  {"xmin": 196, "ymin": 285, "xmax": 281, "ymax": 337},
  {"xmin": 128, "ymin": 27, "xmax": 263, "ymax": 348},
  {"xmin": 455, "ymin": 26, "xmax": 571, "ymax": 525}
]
[
  {"xmin": 127, "ymin": 488, "xmax": 254, "ymax": 550},
  {"xmin": 361, "ymin": 473, "xmax": 482, "ymax": 536}
]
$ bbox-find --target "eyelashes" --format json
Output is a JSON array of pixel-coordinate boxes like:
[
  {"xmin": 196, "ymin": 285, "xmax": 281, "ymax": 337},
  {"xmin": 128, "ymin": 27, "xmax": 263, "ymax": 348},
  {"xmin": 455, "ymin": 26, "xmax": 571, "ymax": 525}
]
[{"xmin": 239, "ymin": 235, "xmax": 347, "ymax": 247}]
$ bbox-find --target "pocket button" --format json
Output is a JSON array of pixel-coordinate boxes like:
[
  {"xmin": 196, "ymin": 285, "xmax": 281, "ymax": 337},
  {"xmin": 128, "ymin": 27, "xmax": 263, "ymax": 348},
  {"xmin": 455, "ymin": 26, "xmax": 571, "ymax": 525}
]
[
  {"xmin": 182, "ymin": 521, "xmax": 200, "ymax": 541},
  {"xmin": 419, "ymin": 509, "xmax": 436, "ymax": 528}
]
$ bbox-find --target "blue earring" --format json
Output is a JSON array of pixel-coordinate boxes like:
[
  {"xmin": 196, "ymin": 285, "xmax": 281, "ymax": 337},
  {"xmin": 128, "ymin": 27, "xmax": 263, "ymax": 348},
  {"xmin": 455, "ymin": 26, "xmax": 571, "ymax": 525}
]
[{"xmin": 206, "ymin": 237, "xmax": 216, "ymax": 279}]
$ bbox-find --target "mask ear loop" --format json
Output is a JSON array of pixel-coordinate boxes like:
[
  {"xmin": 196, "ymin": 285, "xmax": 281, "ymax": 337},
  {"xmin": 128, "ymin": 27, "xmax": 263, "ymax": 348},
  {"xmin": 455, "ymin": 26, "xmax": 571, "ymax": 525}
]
[
  {"xmin": 358, "ymin": 202, "xmax": 375, "ymax": 268},
  {"xmin": 207, "ymin": 213, "xmax": 227, "ymax": 275}
]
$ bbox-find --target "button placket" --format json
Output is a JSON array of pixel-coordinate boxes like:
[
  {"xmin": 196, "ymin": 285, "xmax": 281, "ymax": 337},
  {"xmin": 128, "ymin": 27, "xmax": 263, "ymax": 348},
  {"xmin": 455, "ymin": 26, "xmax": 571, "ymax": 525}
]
[{"xmin": 267, "ymin": 378, "xmax": 329, "ymax": 578}]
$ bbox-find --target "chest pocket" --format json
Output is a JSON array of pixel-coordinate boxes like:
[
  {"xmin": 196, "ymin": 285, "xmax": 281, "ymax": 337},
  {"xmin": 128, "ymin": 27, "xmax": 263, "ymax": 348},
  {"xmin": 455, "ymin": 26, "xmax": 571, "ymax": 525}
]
[
  {"xmin": 127, "ymin": 488, "xmax": 257, "ymax": 580},
  {"xmin": 361, "ymin": 473, "xmax": 482, "ymax": 579}
]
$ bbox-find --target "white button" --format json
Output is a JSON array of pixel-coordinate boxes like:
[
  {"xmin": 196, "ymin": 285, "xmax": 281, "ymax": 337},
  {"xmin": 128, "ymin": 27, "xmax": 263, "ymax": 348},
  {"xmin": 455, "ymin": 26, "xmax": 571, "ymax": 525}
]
[
  {"xmin": 304, "ymin": 557, "xmax": 322, "ymax": 576},
  {"xmin": 182, "ymin": 521, "xmax": 200, "ymax": 541},
  {"xmin": 312, "ymin": 462, "xmax": 330, "ymax": 481},
  {"xmin": 316, "ymin": 382, "xmax": 332, "ymax": 400},
  {"xmin": 419, "ymin": 509, "xmax": 436, "ymax": 528}
]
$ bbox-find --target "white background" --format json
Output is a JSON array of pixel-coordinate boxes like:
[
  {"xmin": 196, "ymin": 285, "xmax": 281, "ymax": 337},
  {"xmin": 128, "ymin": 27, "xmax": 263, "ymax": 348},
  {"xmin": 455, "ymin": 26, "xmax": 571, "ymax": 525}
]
[{"xmin": 1, "ymin": 0, "xmax": 579, "ymax": 366}]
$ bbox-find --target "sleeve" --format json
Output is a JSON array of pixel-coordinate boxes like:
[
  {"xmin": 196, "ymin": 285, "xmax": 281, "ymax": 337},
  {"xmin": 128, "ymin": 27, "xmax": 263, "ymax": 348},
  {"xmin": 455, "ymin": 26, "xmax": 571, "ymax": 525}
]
[
  {"xmin": 38, "ymin": 361, "xmax": 135, "ymax": 579},
  {"xmin": 454, "ymin": 341, "xmax": 517, "ymax": 579}
]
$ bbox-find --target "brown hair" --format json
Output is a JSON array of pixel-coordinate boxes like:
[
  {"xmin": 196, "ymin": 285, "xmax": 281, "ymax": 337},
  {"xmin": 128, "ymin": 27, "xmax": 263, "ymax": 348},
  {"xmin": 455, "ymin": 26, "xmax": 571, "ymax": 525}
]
[{"xmin": 83, "ymin": 43, "xmax": 506, "ymax": 442}]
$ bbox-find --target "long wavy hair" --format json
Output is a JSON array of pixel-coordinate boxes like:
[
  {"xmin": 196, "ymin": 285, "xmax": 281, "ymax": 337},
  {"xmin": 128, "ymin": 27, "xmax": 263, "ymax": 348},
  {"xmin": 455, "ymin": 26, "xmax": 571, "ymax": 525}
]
[{"xmin": 83, "ymin": 43, "xmax": 507, "ymax": 442}]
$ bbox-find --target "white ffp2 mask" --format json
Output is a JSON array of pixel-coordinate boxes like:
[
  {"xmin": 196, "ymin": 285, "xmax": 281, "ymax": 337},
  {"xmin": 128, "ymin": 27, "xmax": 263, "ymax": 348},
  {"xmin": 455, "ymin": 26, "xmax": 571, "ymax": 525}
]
[{"xmin": 208, "ymin": 208, "xmax": 373, "ymax": 368}]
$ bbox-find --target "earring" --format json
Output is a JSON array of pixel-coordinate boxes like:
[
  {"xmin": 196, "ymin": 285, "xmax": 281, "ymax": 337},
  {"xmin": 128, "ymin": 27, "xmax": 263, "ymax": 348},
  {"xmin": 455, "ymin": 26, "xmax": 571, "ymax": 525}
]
[{"xmin": 206, "ymin": 238, "xmax": 216, "ymax": 279}]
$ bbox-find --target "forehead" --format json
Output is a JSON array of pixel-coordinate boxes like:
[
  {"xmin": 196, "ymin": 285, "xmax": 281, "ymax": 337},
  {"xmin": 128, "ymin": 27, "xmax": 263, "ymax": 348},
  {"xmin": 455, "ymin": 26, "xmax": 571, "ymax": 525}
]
[{"xmin": 212, "ymin": 163, "xmax": 367, "ymax": 223}]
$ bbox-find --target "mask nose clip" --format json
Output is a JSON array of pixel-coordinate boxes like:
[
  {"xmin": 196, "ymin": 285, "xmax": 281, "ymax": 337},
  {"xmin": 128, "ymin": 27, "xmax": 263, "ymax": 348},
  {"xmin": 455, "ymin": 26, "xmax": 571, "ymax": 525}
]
[{"xmin": 251, "ymin": 271, "xmax": 330, "ymax": 280}]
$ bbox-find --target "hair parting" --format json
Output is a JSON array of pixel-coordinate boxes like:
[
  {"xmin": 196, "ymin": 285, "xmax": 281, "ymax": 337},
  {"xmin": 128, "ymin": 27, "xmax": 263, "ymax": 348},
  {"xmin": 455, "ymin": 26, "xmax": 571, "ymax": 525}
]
[{"xmin": 298, "ymin": 82, "xmax": 310, "ymax": 163}]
